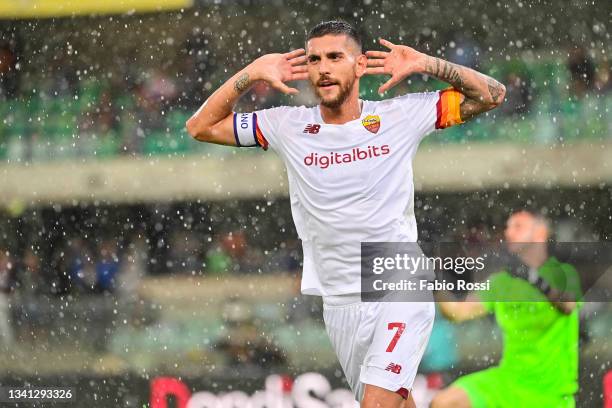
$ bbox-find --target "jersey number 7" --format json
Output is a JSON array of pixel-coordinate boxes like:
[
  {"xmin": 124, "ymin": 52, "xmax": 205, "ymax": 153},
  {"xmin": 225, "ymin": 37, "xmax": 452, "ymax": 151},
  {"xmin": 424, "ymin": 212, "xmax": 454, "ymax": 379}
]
[{"xmin": 386, "ymin": 322, "xmax": 406, "ymax": 352}]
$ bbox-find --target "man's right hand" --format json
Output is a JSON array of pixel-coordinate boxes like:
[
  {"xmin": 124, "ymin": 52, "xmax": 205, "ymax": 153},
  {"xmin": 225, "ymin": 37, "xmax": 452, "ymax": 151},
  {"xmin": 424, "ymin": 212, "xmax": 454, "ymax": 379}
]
[
  {"xmin": 246, "ymin": 48, "xmax": 308, "ymax": 95},
  {"xmin": 186, "ymin": 48, "xmax": 308, "ymax": 144}
]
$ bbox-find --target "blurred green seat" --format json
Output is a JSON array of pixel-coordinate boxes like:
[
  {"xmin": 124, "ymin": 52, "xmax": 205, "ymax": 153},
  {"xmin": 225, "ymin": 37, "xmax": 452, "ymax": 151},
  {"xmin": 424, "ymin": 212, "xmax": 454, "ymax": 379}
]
[
  {"xmin": 6, "ymin": 135, "xmax": 27, "ymax": 162},
  {"xmin": 0, "ymin": 55, "xmax": 608, "ymax": 164},
  {"xmin": 167, "ymin": 111, "xmax": 190, "ymax": 132},
  {"xmin": 143, "ymin": 131, "xmax": 168, "ymax": 155},
  {"xmin": 80, "ymin": 79, "xmax": 104, "ymax": 100},
  {"xmin": 144, "ymin": 130, "xmax": 190, "ymax": 156},
  {"xmin": 52, "ymin": 132, "xmax": 76, "ymax": 159},
  {"xmin": 0, "ymin": 136, "xmax": 8, "ymax": 160},
  {"xmin": 466, "ymin": 119, "xmax": 490, "ymax": 141},
  {"xmin": 97, "ymin": 132, "xmax": 120, "ymax": 158}
]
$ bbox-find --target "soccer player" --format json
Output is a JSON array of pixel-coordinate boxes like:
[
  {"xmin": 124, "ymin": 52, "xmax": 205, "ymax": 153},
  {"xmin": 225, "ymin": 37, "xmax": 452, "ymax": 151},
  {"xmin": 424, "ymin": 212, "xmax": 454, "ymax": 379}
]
[
  {"xmin": 432, "ymin": 210, "xmax": 582, "ymax": 408},
  {"xmin": 186, "ymin": 20, "xmax": 505, "ymax": 408}
]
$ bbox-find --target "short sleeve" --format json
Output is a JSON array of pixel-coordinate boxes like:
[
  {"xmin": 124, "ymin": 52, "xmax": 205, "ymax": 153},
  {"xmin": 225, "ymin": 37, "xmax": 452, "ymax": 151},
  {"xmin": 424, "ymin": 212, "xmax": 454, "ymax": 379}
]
[
  {"xmin": 539, "ymin": 259, "xmax": 582, "ymax": 300},
  {"xmin": 561, "ymin": 264, "xmax": 582, "ymax": 299},
  {"xmin": 232, "ymin": 106, "xmax": 290, "ymax": 152},
  {"xmin": 395, "ymin": 88, "xmax": 464, "ymax": 140},
  {"xmin": 561, "ymin": 263, "xmax": 584, "ymax": 309}
]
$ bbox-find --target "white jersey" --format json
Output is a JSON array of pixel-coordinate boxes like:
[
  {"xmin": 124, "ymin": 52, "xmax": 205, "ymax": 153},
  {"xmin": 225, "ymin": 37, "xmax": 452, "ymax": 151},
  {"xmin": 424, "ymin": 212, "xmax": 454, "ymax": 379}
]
[{"xmin": 233, "ymin": 89, "xmax": 463, "ymax": 296}]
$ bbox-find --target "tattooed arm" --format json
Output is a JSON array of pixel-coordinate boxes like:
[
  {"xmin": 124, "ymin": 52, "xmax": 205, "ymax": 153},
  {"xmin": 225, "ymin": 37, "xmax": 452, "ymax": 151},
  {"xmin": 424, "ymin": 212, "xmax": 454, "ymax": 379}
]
[
  {"xmin": 366, "ymin": 38, "xmax": 506, "ymax": 122},
  {"xmin": 186, "ymin": 49, "xmax": 307, "ymax": 144},
  {"xmin": 422, "ymin": 56, "xmax": 506, "ymax": 121}
]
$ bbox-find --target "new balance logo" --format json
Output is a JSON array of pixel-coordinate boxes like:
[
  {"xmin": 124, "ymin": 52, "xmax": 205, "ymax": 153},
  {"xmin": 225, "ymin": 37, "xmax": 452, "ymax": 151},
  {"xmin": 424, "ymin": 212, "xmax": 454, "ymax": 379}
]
[
  {"xmin": 303, "ymin": 124, "xmax": 321, "ymax": 134},
  {"xmin": 385, "ymin": 363, "xmax": 402, "ymax": 374}
]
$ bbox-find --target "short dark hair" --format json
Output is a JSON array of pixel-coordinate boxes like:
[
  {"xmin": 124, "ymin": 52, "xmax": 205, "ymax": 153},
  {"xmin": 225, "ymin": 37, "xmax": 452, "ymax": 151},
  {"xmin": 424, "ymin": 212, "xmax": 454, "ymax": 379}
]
[
  {"xmin": 511, "ymin": 208, "xmax": 552, "ymax": 234},
  {"xmin": 307, "ymin": 20, "xmax": 362, "ymax": 52}
]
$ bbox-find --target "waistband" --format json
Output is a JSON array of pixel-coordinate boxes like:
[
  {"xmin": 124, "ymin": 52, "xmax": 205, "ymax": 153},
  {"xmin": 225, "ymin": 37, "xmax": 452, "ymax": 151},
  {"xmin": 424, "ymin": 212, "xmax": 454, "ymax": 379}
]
[{"xmin": 322, "ymin": 292, "xmax": 362, "ymax": 306}]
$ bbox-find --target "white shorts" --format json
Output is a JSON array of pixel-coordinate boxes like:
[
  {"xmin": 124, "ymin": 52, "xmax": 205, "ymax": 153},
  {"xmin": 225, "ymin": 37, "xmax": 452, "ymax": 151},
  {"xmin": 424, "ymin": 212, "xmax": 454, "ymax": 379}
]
[{"xmin": 323, "ymin": 296, "xmax": 435, "ymax": 402}]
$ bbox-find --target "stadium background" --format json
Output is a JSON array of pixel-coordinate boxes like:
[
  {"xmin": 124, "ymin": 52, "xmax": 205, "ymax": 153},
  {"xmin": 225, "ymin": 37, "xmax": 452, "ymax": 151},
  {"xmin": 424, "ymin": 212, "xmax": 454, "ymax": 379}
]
[{"xmin": 0, "ymin": 0, "xmax": 610, "ymax": 406}]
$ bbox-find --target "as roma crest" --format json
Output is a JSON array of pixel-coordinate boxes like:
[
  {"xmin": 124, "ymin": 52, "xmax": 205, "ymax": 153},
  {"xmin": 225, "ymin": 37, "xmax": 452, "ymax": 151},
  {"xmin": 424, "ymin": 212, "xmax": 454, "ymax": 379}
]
[{"xmin": 362, "ymin": 115, "xmax": 381, "ymax": 134}]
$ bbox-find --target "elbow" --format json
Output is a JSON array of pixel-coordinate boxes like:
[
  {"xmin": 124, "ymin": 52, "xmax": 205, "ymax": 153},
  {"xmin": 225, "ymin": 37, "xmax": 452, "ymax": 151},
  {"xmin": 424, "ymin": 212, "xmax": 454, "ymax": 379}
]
[
  {"xmin": 443, "ymin": 313, "xmax": 460, "ymax": 323},
  {"xmin": 185, "ymin": 118, "xmax": 210, "ymax": 142},
  {"xmin": 488, "ymin": 83, "xmax": 506, "ymax": 110},
  {"xmin": 559, "ymin": 301, "xmax": 577, "ymax": 315},
  {"xmin": 438, "ymin": 303, "xmax": 463, "ymax": 323},
  {"xmin": 446, "ymin": 313, "xmax": 468, "ymax": 323},
  {"xmin": 185, "ymin": 117, "xmax": 199, "ymax": 139}
]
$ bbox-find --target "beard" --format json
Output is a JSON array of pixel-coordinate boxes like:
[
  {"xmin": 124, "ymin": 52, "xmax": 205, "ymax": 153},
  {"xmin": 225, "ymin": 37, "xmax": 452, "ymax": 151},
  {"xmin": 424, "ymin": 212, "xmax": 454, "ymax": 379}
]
[{"xmin": 312, "ymin": 76, "xmax": 355, "ymax": 109}]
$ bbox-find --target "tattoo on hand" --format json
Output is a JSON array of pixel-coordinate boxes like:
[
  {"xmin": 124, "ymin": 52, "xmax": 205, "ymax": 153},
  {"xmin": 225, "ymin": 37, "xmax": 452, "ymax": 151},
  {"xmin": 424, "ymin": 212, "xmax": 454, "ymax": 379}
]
[
  {"xmin": 234, "ymin": 73, "xmax": 250, "ymax": 94},
  {"xmin": 459, "ymin": 97, "xmax": 482, "ymax": 121}
]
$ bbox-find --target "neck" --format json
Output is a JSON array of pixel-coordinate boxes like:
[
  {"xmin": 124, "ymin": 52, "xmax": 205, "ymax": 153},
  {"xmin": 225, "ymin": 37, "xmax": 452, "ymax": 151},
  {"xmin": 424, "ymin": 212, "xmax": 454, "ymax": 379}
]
[
  {"xmin": 319, "ymin": 86, "xmax": 361, "ymax": 125},
  {"xmin": 520, "ymin": 243, "xmax": 548, "ymax": 269}
]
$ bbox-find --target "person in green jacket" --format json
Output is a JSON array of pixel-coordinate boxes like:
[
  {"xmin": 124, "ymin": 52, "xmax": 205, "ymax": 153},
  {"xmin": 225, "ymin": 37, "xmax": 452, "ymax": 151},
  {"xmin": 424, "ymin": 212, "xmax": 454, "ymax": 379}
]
[{"xmin": 432, "ymin": 209, "xmax": 582, "ymax": 408}]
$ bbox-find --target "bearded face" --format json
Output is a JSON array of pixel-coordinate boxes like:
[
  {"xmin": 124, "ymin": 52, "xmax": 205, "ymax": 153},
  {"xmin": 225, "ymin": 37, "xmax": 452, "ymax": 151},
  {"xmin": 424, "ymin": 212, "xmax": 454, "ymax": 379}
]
[
  {"xmin": 306, "ymin": 34, "xmax": 364, "ymax": 109},
  {"xmin": 312, "ymin": 71, "xmax": 356, "ymax": 108}
]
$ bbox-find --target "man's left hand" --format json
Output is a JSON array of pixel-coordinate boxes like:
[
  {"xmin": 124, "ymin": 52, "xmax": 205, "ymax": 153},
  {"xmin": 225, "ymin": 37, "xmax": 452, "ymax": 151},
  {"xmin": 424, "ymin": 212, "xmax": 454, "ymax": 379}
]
[{"xmin": 365, "ymin": 38, "xmax": 427, "ymax": 94}]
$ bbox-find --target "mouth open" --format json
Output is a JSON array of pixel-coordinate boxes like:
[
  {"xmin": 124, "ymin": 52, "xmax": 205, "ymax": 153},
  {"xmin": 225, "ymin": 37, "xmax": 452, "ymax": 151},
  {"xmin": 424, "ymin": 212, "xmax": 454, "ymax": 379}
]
[{"xmin": 318, "ymin": 81, "xmax": 338, "ymax": 89}]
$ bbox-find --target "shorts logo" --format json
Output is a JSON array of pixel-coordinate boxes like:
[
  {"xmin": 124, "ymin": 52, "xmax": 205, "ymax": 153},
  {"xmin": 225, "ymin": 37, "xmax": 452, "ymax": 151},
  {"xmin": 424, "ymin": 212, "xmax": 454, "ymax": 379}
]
[
  {"xmin": 303, "ymin": 124, "xmax": 321, "ymax": 134},
  {"xmin": 362, "ymin": 114, "xmax": 381, "ymax": 134},
  {"xmin": 385, "ymin": 363, "xmax": 402, "ymax": 374}
]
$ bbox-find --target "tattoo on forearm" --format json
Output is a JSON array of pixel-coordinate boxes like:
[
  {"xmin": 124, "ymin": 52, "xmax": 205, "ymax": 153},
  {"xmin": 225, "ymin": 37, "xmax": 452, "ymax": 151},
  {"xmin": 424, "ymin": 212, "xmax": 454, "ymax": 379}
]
[
  {"xmin": 234, "ymin": 73, "xmax": 250, "ymax": 94},
  {"xmin": 441, "ymin": 61, "xmax": 463, "ymax": 87},
  {"xmin": 425, "ymin": 55, "xmax": 505, "ymax": 120},
  {"xmin": 426, "ymin": 56, "xmax": 472, "ymax": 97}
]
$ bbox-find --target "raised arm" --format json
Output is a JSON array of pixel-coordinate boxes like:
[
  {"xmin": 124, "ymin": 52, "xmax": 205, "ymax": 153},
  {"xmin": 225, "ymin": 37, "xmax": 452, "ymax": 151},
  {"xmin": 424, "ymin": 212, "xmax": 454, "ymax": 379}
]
[
  {"xmin": 185, "ymin": 49, "xmax": 308, "ymax": 144},
  {"xmin": 366, "ymin": 38, "xmax": 506, "ymax": 122},
  {"xmin": 436, "ymin": 292, "xmax": 489, "ymax": 323},
  {"xmin": 421, "ymin": 55, "xmax": 506, "ymax": 121}
]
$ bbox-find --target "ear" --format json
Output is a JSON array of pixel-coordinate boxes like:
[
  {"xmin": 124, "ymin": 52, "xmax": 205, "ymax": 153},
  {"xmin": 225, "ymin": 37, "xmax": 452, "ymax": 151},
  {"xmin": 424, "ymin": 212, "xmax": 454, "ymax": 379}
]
[{"xmin": 355, "ymin": 53, "xmax": 367, "ymax": 78}]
